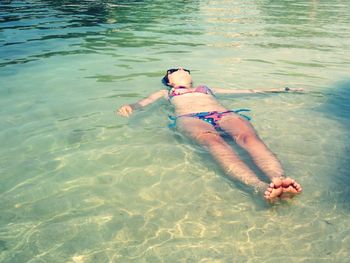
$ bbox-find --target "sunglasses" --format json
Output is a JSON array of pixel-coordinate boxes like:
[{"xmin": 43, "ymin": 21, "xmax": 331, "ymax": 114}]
[{"xmin": 167, "ymin": 68, "xmax": 191, "ymax": 74}]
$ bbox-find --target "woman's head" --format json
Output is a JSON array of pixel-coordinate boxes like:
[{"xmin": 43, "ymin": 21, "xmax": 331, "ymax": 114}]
[{"xmin": 162, "ymin": 67, "xmax": 192, "ymax": 88}]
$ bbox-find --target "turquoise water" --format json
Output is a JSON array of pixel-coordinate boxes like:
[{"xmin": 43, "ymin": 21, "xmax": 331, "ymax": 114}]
[{"xmin": 1, "ymin": 0, "xmax": 350, "ymax": 262}]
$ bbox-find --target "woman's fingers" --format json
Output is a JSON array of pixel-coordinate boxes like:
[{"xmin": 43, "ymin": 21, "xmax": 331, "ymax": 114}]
[{"xmin": 117, "ymin": 105, "xmax": 133, "ymax": 117}]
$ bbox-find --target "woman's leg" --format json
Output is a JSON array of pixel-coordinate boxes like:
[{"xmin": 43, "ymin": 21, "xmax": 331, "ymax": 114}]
[
  {"xmin": 176, "ymin": 117, "xmax": 282, "ymax": 197},
  {"xmin": 218, "ymin": 114, "xmax": 302, "ymax": 197},
  {"xmin": 219, "ymin": 114, "xmax": 285, "ymax": 180}
]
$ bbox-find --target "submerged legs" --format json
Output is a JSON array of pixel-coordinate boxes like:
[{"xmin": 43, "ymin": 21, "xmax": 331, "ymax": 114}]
[
  {"xmin": 176, "ymin": 116, "xmax": 301, "ymax": 200},
  {"xmin": 219, "ymin": 114, "xmax": 302, "ymax": 200}
]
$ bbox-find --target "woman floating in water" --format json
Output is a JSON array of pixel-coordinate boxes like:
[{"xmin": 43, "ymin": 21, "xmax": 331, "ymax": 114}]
[{"xmin": 117, "ymin": 68, "xmax": 302, "ymax": 201}]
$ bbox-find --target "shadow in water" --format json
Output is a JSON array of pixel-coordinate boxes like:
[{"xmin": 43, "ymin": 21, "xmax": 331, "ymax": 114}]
[{"xmin": 320, "ymin": 80, "xmax": 350, "ymax": 209}]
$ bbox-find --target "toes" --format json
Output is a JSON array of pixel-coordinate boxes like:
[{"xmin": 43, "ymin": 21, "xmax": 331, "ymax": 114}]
[
  {"xmin": 272, "ymin": 178, "xmax": 283, "ymax": 188},
  {"xmin": 265, "ymin": 178, "xmax": 302, "ymax": 201},
  {"xmin": 265, "ymin": 178, "xmax": 298, "ymax": 201},
  {"xmin": 264, "ymin": 190, "xmax": 272, "ymax": 199},
  {"xmin": 282, "ymin": 177, "xmax": 293, "ymax": 188},
  {"xmin": 292, "ymin": 181, "xmax": 299, "ymax": 186},
  {"xmin": 264, "ymin": 188, "xmax": 273, "ymax": 197},
  {"xmin": 282, "ymin": 178, "xmax": 302, "ymax": 192},
  {"xmin": 291, "ymin": 181, "xmax": 302, "ymax": 192}
]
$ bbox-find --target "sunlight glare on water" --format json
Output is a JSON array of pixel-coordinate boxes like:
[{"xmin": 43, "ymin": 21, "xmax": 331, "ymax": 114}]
[{"xmin": 1, "ymin": 0, "xmax": 350, "ymax": 262}]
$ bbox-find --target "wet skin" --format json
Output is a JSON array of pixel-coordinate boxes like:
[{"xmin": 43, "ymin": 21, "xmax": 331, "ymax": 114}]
[{"xmin": 117, "ymin": 68, "xmax": 303, "ymax": 201}]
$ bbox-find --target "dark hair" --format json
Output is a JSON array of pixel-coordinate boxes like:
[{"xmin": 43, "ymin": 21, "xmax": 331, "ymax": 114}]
[{"xmin": 161, "ymin": 73, "xmax": 171, "ymax": 87}]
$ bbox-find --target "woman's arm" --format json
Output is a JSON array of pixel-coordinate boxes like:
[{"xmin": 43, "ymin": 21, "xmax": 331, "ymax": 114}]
[
  {"xmin": 212, "ymin": 87, "xmax": 304, "ymax": 94},
  {"xmin": 117, "ymin": 89, "xmax": 168, "ymax": 117}
]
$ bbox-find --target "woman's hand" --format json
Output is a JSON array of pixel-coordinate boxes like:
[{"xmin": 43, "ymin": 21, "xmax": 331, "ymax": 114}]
[
  {"xmin": 117, "ymin": 104, "xmax": 134, "ymax": 117},
  {"xmin": 285, "ymin": 87, "xmax": 304, "ymax": 92}
]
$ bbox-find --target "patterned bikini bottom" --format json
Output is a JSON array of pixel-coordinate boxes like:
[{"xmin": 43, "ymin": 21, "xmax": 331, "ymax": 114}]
[{"xmin": 169, "ymin": 109, "xmax": 251, "ymax": 129}]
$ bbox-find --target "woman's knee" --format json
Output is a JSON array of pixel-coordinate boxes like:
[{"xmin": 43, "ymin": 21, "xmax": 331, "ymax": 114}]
[
  {"xmin": 235, "ymin": 132, "xmax": 260, "ymax": 146},
  {"xmin": 195, "ymin": 131, "xmax": 225, "ymax": 146}
]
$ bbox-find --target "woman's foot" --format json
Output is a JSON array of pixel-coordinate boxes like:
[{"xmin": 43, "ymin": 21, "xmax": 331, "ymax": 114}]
[
  {"xmin": 280, "ymin": 177, "xmax": 302, "ymax": 199},
  {"xmin": 264, "ymin": 178, "xmax": 283, "ymax": 201},
  {"xmin": 264, "ymin": 177, "xmax": 302, "ymax": 201}
]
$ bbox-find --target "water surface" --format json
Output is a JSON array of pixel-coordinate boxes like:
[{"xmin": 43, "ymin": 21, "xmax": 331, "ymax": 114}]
[{"xmin": 1, "ymin": 0, "xmax": 350, "ymax": 262}]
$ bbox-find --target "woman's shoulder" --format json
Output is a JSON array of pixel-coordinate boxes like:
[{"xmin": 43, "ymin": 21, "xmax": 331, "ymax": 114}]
[{"xmin": 195, "ymin": 84, "xmax": 214, "ymax": 94}]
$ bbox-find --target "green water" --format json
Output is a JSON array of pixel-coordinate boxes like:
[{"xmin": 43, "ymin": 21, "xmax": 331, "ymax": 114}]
[{"xmin": 1, "ymin": 0, "xmax": 350, "ymax": 262}]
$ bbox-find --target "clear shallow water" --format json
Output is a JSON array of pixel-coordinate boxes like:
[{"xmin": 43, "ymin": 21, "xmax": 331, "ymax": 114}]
[{"xmin": 1, "ymin": 0, "xmax": 350, "ymax": 262}]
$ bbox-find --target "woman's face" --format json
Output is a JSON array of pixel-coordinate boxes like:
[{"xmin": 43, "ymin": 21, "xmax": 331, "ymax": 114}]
[{"xmin": 167, "ymin": 68, "xmax": 192, "ymax": 86}]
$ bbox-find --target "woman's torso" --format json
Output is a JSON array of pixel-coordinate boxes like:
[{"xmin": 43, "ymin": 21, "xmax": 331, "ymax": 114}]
[{"xmin": 168, "ymin": 85, "xmax": 228, "ymax": 115}]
